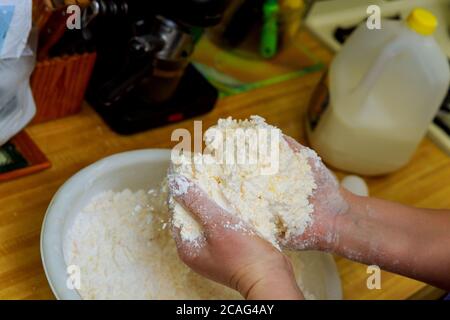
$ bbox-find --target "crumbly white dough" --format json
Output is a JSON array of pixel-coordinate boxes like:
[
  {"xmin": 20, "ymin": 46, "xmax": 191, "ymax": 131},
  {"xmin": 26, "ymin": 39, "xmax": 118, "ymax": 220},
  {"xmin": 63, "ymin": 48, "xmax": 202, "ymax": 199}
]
[{"xmin": 169, "ymin": 116, "xmax": 317, "ymax": 248}]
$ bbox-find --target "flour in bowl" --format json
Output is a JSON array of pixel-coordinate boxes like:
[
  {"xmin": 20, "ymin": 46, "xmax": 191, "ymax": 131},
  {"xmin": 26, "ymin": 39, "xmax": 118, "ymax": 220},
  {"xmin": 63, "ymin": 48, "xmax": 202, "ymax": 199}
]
[{"xmin": 64, "ymin": 186, "xmax": 316, "ymax": 300}]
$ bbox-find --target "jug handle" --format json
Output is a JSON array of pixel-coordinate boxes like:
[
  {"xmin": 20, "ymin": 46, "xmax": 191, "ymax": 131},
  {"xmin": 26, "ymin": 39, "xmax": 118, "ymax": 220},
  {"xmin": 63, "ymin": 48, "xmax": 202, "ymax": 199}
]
[{"xmin": 349, "ymin": 35, "xmax": 410, "ymax": 101}]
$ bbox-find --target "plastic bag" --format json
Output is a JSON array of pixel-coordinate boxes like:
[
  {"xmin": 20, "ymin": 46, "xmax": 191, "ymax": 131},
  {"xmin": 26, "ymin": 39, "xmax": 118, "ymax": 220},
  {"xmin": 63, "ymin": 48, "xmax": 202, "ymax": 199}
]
[
  {"xmin": 0, "ymin": 0, "xmax": 32, "ymax": 59},
  {"xmin": 0, "ymin": 31, "xmax": 36, "ymax": 146}
]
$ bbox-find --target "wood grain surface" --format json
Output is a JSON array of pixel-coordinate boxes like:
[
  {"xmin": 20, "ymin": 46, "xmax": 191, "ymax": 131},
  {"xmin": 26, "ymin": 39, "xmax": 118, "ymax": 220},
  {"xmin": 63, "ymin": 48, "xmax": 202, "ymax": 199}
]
[{"xmin": 0, "ymin": 37, "xmax": 449, "ymax": 300}]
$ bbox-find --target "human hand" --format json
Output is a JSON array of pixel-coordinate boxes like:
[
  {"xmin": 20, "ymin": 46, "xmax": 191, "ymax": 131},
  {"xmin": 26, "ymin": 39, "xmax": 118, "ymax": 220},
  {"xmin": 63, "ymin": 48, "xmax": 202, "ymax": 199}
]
[
  {"xmin": 168, "ymin": 176, "xmax": 304, "ymax": 300},
  {"xmin": 283, "ymin": 139, "xmax": 450, "ymax": 290},
  {"xmin": 281, "ymin": 136, "xmax": 349, "ymax": 252}
]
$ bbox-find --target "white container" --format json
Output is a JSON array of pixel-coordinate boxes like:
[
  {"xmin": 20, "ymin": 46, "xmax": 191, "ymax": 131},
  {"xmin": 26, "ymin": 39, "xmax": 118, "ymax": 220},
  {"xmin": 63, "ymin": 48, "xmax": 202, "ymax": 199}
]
[{"xmin": 307, "ymin": 8, "xmax": 450, "ymax": 175}]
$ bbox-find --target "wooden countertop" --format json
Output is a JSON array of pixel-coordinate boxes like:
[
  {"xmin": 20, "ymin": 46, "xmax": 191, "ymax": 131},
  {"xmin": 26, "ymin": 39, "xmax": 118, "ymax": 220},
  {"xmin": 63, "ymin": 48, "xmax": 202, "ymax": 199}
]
[{"xmin": 1, "ymin": 41, "xmax": 449, "ymax": 300}]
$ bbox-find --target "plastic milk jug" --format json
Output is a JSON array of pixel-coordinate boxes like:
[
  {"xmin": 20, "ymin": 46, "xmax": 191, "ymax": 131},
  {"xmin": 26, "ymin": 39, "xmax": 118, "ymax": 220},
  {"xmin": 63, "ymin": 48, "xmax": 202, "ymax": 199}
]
[{"xmin": 306, "ymin": 8, "xmax": 450, "ymax": 175}]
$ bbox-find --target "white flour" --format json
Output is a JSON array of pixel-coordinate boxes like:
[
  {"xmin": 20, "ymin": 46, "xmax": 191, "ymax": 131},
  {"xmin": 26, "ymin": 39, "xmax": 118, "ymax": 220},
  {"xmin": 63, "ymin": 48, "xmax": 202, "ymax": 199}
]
[
  {"xmin": 64, "ymin": 187, "xmax": 317, "ymax": 300},
  {"xmin": 169, "ymin": 116, "xmax": 317, "ymax": 248}
]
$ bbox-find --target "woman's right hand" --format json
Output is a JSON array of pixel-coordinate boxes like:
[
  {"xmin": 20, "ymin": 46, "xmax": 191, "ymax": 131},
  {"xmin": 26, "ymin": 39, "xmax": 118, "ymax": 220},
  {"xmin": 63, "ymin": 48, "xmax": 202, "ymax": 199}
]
[{"xmin": 169, "ymin": 175, "xmax": 304, "ymax": 300}]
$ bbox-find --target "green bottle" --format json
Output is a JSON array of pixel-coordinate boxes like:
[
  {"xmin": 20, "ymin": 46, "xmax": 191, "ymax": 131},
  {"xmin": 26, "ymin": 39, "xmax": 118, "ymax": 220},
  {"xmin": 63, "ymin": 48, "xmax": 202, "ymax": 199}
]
[{"xmin": 260, "ymin": 0, "xmax": 279, "ymax": 58}]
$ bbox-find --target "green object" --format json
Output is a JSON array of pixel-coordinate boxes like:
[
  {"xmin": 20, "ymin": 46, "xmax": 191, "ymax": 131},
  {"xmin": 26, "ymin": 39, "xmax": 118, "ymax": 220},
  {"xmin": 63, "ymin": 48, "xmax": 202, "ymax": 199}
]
[
  {"xmin": 260, "ymin": 0, "xmax": 279, "ymax": 59},
  {"xmin": 190, "ymin": 27, "xmax": 204, "ymax": 44},
  {"xmin": 0, "ymin": 142, "xmax": 28, "ymax": 173},
  {"xmin": 195, "ymin": 61, "xmax": 325, "ymax": 98}
]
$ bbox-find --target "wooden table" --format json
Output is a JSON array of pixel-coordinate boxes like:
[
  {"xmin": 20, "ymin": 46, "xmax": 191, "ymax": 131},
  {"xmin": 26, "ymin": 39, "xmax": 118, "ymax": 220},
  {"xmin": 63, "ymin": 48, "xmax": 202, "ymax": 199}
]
[{"xmin": 1, "ymin": 39, "xmax": 449, "ymax": 300}]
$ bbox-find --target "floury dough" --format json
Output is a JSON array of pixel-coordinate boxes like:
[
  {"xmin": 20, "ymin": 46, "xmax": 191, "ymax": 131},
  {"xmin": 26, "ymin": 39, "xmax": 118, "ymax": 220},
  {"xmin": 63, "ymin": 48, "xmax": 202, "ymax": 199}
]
[{"xmin": 169, "ymin": 116, "xmax": 319, "ymax": 248}]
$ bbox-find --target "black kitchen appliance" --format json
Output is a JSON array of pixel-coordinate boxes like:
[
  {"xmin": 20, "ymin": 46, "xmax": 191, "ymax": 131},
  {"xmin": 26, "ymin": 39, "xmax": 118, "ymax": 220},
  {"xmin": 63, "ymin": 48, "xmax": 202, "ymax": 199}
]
[{"xmin": 81, "ymin": 0, "xmax": 229, "ymax": 134}]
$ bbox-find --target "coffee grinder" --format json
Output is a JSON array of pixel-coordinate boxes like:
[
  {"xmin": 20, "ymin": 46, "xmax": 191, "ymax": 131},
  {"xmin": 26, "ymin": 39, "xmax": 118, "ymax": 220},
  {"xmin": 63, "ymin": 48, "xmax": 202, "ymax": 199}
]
[{"xmin": 81, "ymin": 0, "xmax": 229, "ymax": 134}]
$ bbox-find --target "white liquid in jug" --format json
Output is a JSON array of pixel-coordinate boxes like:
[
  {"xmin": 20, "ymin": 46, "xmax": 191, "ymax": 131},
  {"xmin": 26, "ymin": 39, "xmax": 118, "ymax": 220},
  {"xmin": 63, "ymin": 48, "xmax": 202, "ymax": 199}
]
[{"xmin": 307, "ymin": 10, "xmax": 450, "ymax": 175}]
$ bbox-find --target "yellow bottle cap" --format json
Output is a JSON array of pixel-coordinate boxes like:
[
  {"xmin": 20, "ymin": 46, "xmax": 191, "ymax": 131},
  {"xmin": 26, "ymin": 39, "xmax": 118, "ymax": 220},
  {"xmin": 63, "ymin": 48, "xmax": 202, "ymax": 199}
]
[{"xmin": 407, "ymin": 8, "xmax": 438, "ymax": 36}]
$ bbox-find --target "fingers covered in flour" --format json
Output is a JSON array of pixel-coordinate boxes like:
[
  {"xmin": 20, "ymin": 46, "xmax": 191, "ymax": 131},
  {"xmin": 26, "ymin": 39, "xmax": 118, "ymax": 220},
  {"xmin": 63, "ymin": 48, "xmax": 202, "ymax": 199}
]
[
  {"xmin": 283, "ymin": 135, "xmax": 304, "ymax": 153},
  {"xmin": 283, "ymin": 135, "xmax": 334, "ymax": 184},
  {"xmin": 168, "ymin": 174, "xmax": 241, "ymax": 234}
]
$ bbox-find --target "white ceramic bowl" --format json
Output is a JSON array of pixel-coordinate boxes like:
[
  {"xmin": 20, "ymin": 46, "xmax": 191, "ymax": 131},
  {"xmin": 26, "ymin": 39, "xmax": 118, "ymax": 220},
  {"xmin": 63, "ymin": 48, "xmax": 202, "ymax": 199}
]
[
  {"xmin": 41, "ymin": 149, "xmax": 171, "ymax": 299},
  {"xmin": 41, "ymin": 149, "xmax": 342, "ymax": 300}
]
